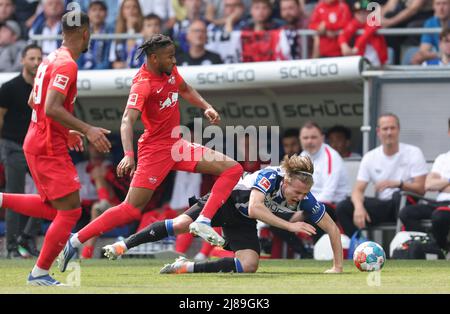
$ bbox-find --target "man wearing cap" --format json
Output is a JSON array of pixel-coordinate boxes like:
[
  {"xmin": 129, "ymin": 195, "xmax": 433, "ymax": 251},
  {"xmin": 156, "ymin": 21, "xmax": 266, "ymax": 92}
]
[{"xmin": 0, "ymin": 19, "xmax": 27, "ymax": 72}]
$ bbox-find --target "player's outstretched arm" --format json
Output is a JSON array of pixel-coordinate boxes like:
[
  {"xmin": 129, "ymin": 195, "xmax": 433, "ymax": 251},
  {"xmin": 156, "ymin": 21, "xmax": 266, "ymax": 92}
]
[
  {"xmin": 179, "ymin": 81, "xmax": 220, "ymax": 125},
  {"xmin": 248, "ymin": 189, "xmax": 316, "ymax": 236},
  {"xmin": 117, "ymin": 108, "xmax": 140, "ymax": 178},
  {"xmin": 317, "ymin": 212, "xmax": 343, "ymax": 273},
  {"xmin": 44, "ymin": 89, "xmax": 111, "ymax": 153}
]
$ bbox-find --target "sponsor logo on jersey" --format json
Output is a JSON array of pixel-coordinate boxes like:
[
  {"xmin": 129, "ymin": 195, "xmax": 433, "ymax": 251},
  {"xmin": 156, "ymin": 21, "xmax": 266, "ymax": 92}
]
[
  {"xmin": 53, "ymin": 74, "xmax": 69, "ymax": 90},
  {"xmin": 159, "ymin": 92, "xmax": 179, "ymax": 110},
  {"xmin": 258, "ymin": 177, "xmax": 271, "ymax": 191},
  {"xmin": 311, "ymin": 203, "xmax": 322, "ymax": 215},
  {"xmin": 127, "ymin": 93, "xmax": 138, "ymax": 106}
]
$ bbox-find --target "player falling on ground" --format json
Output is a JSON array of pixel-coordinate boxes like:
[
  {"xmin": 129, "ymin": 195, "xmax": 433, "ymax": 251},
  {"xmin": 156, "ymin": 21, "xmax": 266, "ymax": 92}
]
[
  {"xmin": 103, "ymin": 155, "xmax": 344, "ymax": 274},
  {"xmin": 0, "ymin": 12, "xmax": 112, "ymax": 286},
  {"xmin": 58, "ymin": 34, "xmax": 243, "ymax": 272}
]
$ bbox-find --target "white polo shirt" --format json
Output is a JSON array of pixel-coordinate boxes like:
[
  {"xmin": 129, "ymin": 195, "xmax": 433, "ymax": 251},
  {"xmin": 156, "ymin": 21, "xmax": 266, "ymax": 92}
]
[
  {"xmin": 301, "ymin": 143, "xmax": 350, "ymax": 204},
  {"xmin": 357, "ymin": 143, "xmax": 428, "ymax": 200},
  {"xmin": 430, "ymin": 151, "xmax": 450, "ymax": 202}
]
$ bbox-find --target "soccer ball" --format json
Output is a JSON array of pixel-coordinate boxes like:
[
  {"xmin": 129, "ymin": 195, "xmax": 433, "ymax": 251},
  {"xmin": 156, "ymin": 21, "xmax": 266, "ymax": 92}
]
[{"xmin": 353, "ymin": 241, "xmax": 386, "ymax": 272}]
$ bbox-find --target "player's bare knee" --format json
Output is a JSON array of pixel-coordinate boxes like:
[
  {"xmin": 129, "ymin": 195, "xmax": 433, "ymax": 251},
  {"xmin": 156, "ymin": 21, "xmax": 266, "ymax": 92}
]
[{"xmin": 172, "ymin": 215, "xmax": 192, "ymax": 234}]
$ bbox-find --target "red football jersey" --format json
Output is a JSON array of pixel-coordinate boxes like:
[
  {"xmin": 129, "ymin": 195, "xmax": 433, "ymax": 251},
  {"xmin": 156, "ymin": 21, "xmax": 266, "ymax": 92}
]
[
  {"xmin": 23, "ymin": 47, "xmax": 78, "ymax": 156},
  {"xmin": 126, "ymin": 64, "xmax": 184, "ymax": 145}
]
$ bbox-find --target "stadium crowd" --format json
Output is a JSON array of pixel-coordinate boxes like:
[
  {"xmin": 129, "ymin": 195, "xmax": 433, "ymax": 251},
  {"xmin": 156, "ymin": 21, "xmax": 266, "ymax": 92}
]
[
  {"xmin": 0, "ymin": 0, "xmax": 449, "ymax": 261},
  {"xmin": 0, "ymin": 0, "xmax": 449, "ymax": 70}
]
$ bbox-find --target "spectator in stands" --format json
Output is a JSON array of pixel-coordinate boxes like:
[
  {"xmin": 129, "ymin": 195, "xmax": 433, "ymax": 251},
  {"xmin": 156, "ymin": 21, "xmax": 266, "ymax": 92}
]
[
  {"xmin": 121, "ymin": 13, "xmax": 162, "ymax": 69},
  {"xmin": 0, "ymin": 20, "xmax": 27, "ymax": 72},
  {"xmin": 336, "ymin": 113, "xmax": 428, "ymax": 237},
  {"xmin": 338, "ymin": 0, "xmax": 388, "ymax": 67},
  {"xmin": 171, "ymin": 0, "xmax": 205, "ymax": 53},
  {"xmin": 422, "ymin": 27, "xmax": 450, "ymax": 65},
  {"xmin": 280, "ymin": 0, "xmax": 309, "ymax": 59},
  {"xmin": 299, "ymin": 121, "xmax": 350, "ymax": 229},
  {"xmin": 176, "ymin": 19, "xmax": 223, "ymax": 66},
  {"xmin": 15, "ymin": 0, "xmax": 40, "ymax": 37},
  {"xmin": 326, "ymin": 125, "xmax": 361, "ymax": 159},
  {"xmin": 381, "ymin": 0, "xmax": 434, "ymax": 28},
  {"xmin": 239, "ymin": 0, "xmax": 292, "ymax": 62},
  {"xmin": 282, "ymin": 128, "xmax": 301, "ymax": 157},
  {"xmin": 399, "ymin": 118, "xmax": 450, "ymax": 257},
  {"xmin": 239, "ymin": 0, "xmax": 285, "ymax": 31},
  {"xmin": 411, "ymin": 0, "xmax": 450, "ymax": 65},
  {"xmin": 206, "ymin": 0, "xmax": 246, "ymax": 33},
  {"xmin": 308, "ymin": 0, "xmax": 352, "ymax": 58},
  {"xmin": 77, "ymin": 1, "xmax": 114, "ymax": 70},
  {"xmin": 138, "ymin": 0, "xmax": 177, "ymax": 31},
  {"xmin": 172, "ymin": 0, "xmax": 188, "ymax": 22},
  {"xmin": 28, "ymin": 0, "xmax": 64, "ymax": 56},
  {"xmin": 0, "ymin": 44, "xmax": 42, "ymax": 258},
  {"xmin": 0, "ymin": 0, "xmax": 16, "ymax": 24},
  {"xmin": 110, "ymin": 0, "xmax": 144, "ymax": 69},
  {"xmin": 381, "ymin": 0, "xmax": 434, "ymax": 64}
]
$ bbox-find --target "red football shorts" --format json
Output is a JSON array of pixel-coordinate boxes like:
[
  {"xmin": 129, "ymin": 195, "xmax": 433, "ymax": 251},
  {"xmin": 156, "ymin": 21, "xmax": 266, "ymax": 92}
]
[
  {"xmin": 130, "ymin": 138, "xmax": 207, "ymax": 190},
  {"xmin": 25, "ymin": 152, "xmax": 81, "ymax": 201}
]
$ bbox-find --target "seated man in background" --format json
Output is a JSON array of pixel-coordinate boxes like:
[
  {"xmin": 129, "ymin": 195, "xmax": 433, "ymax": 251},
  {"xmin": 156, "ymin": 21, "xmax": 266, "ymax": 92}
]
[
  {"xmin": 422, "ymin": 27, "xmax": 450, "ymax": 65},
  {"xmin": 176, "ymin": 19, "xmax": 223, "ymax": 66},
  {"xmin": 399, "ymin": 118, "xmax": 450, "ymax": 257},
  {"xmin": 326, "ymin": 125, "xmax": 361, "ymax": 160},
  {"xmin": 411, "ymin": 0, "xmax": 450, "ymax": 65},
  {"xmin": 308, "ymin": 0, "xmax": 352, "ymax": 58},
  {"xmin": 300, "ymin": 121, "xmax": 350, "ymax": 224},
  {"xmin": 282, "ymin": 128, "xmax": 301, "ymax": 158},
  {"xmin": 336, "ymin": 113, "xmax": 428, "ymax": 237}
]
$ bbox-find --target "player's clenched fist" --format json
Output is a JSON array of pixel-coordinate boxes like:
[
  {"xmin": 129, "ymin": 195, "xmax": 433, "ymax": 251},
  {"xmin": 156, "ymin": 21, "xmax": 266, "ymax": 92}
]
[{"xmin": 204, "ymin": 107, "xmax": 220, "ymax": 125}]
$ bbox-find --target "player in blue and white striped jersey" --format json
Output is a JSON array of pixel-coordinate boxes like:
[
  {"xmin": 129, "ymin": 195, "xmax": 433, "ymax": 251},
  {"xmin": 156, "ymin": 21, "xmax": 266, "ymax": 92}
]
[{"xmin": 103, "ymin": 155, "xmax": 344, "ymax": 274}]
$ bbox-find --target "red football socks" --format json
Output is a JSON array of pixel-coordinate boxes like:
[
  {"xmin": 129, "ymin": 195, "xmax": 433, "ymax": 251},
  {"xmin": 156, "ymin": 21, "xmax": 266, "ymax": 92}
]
[
  {"xmin": 1, "ymin": 193, "xmax": 57, "ymax": 220},
  {"xmin": 36, "ymin": 208, "xmax": 81, "ymax": 270},
  {"xmin": 200, "ymin": 164, "xmax": 243, "ymax": 219},
  {"xmin": 78, "ymin": 202, "xmax": 141, "ymax": 244}
]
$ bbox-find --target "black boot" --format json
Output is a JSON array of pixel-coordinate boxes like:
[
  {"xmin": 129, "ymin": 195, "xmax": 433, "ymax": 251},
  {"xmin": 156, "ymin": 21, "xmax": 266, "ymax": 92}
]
[{"xmin": 17, "ymin": 234, "xmax": 40, "ymax": 257}]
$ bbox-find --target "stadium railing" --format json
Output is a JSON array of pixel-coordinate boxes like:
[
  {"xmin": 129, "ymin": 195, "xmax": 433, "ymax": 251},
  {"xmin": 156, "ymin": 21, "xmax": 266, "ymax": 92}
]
[{"xmin": 29, "ymin": 27, "xmax": 443, "ymax": 60}]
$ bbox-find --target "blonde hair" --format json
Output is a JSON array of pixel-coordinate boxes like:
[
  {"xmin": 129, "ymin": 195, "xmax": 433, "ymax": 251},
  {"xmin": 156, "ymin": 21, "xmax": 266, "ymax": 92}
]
[{"xmin": 280, "ymin": 154, "xmax": 314, "ymax": 186}]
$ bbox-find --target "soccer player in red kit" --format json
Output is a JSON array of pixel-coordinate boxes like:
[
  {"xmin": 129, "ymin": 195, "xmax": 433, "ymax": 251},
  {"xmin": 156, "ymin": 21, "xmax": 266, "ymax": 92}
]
[
  {"xmin": 58, "ymin": 34, "xmax": 243, "ymax": 272},
  {"xmin": 0, "ymin": 12, "xmax": 111, "ymax": 286}
]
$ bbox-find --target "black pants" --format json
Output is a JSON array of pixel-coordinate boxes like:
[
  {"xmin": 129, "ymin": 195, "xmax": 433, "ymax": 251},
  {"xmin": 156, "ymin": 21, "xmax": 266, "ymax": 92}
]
[
  {"xmin": 336, "ymin": 194, "xmax": 400, "ymax": 237},
  {"xmin": 399, "ymin": 203, "xmax": 450, "ymax": 251},
  {"xmin": 0, "ymin": 139, "xmax": 41, "ymax": 252}
]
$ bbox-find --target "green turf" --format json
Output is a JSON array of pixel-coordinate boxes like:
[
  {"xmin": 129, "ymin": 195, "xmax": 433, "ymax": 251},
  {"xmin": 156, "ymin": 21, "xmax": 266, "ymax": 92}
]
[{"xmin": 0, "ymin": 259, "xmax": 449, "ymax": 294}]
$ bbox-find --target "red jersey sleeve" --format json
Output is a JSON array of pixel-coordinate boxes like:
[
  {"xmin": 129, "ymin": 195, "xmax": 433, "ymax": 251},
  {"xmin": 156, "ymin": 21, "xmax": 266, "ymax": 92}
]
[
  {"xmin": 126, "ymin": 80, "xmax": 150, "ymax": 112},
  {"xmin": 48, "ymin": 62, "xmax": 77, "ymax": 96},
  {"xmin": 172, "ymin": 66, "xmax": 185, "ymax": 88}
]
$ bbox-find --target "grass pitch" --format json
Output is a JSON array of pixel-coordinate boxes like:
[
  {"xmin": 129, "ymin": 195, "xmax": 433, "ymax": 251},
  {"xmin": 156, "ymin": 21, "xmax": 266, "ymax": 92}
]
[{"xmin": 0, "ymin": 258, "xmax": 449, "ymax": 294}]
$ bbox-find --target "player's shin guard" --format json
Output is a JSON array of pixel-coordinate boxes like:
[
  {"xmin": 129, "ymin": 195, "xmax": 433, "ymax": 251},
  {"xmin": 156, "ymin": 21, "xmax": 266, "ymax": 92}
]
[
  {"xmin": 0, "ymin": 193, "xmax": 57, "ymax": 220},
  {"xmin": 199, "ymin": 164, "xmax": 243, "ymax": 219},
  {"xmin": 124, "ymin": 220, "xmax": 170, "ymax": 249},
  {"xmin": 36, "ymin": 208, "xmax": 81, "ymax": 270},
  {"xmin": 78, "ymin": 202, "xmax": 141, "ymax": 244},
  {"xmin": 193, "ymin": 257, "xmax": 244, "ymax": 273}
]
